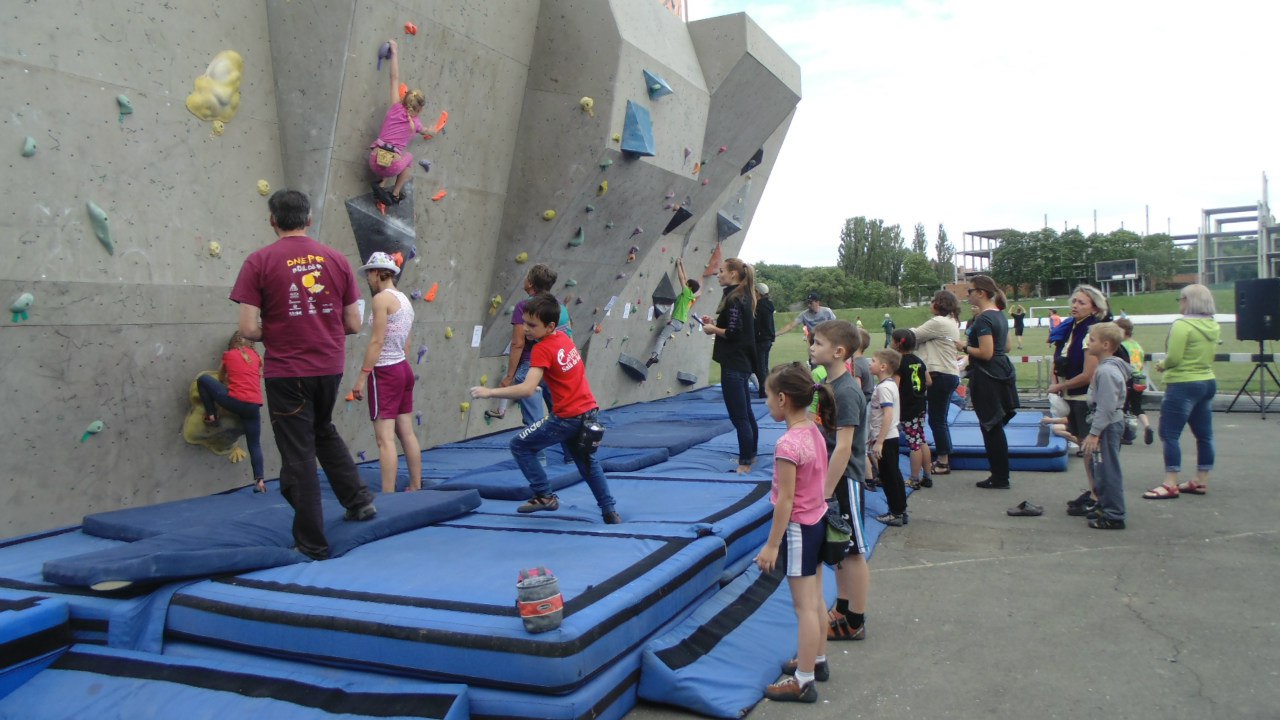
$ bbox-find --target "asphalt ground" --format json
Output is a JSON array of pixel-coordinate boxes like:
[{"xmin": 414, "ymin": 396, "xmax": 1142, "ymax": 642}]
[{"xmin": 631, "ymin": 405, "xmax": 1280, "ymax": 720}]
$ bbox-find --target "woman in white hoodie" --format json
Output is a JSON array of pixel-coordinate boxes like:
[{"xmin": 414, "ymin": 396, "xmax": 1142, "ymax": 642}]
[{"xmin": 910, "ymin": 290, "xmax": 963, "ymax": 475}]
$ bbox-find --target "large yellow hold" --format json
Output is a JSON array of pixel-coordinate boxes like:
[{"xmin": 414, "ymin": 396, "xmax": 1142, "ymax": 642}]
[{"xmin": 187, "ymin": 50, "xmax": 244, "ymax": 123}]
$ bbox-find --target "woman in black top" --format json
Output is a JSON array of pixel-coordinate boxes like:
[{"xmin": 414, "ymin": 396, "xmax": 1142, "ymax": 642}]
[
  {"xmin": 1010, "ymin": 303, "xmax": 1026, "ymax": 349},
  {"xmin": 956, "ymin": 275, "xmax": 1018, "ymax": 489},
  {"xmin": 752, "ymin": 282, "xmax": 776, "ymax": 399},
  {"xmin": 701, "ymin": 257, "xmax": 758, "ymax": 473}
]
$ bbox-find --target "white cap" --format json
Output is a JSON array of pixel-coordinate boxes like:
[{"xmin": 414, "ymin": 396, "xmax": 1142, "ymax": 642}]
[
  {"xmin": 757, "ymin": 283, "xmax": 769, "ymax": 295},
  {"xmin": 358, "ymin": 251, "xmax": 401, "ymax": 275}
]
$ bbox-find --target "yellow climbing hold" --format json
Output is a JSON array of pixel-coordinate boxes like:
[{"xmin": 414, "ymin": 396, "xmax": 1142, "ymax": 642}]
[
  {"xmin": 597, "ymin": 180, "xmax": 608, "ymax": 196},
  {"xmin": 542, "ymin": 209, "xmax": 557, "ymax": 221},
  {"xmin": 489, "ymin": 295, "xmax": 503, "ymax": 316},
  {"xmin": 479, "ymin": 374, "xmax": 488, "ymax": 386},
  {"xmin": 444, "ymin": 327, "xmax": 454, "ymax": 339},
  {"xmin": 612, "ymin": 133, "xmax": 621, "ymax": 143},
  {"xmin": 211, "ymin": 120, "xmax": 225, "ymax": 136},
  {"xmin": 579, "ymin": 97, "xmax": 595, "ymax": 117},
  {"xmin": 257, "ymin": 179, "xmax": 270, "ymax": 196},
  {"xmin": 186, "ymin": 50, "xmax": 244, "ymax": 123},
  {"xmin": 515, "ymin": 251, "xmax": 529, "ymax": 264},
  {"xmin": 228, "ymin": 446, "xmax": 248, "ymax": 462},
  {"xmin": 459, "ymin": 401, "xmax": 471, "ymax": 414},
  {"xmin": 208, "ymin": 241, "xmax": 222, "ymax": 258}
]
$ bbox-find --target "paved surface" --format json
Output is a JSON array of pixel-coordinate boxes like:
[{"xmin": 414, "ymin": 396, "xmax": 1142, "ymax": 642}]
[{"xmin": 631, "ymin": 408, "xmax": 1280, "ymax": 719}]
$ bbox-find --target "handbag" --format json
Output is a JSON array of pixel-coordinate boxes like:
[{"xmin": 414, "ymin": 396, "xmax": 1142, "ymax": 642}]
[{"xmin": 820, "ymin": 498, "xmax": 852, "ymax": 566}]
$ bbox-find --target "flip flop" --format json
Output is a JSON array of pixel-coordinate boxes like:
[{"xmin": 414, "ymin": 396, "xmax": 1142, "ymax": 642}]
[
  {"xmin": 1007, "ymin": 500, "xmax": 1044, "ymax": 517},
  {"xmin": 1142, "ymin": 484, "xmax": 1179, "ymax": 500},
  {"xmin": 1177, "ymin": 481, "xmax": 1207, "ymax": 495}
]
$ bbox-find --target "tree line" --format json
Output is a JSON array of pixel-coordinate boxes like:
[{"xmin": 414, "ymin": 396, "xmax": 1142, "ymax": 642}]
[
  {"xmin": 989, "ymin": 228, "xmax": 1189, "ymax": 298},
  {"xmin": 757, "ymin": 218, "xmax": 955, "ymax": 308}
]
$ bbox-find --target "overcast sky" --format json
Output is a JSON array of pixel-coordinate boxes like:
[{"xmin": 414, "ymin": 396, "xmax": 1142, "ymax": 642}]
[{"xmin": 688, "ymin": 0, "xmax": 1280, "ymax": 268}]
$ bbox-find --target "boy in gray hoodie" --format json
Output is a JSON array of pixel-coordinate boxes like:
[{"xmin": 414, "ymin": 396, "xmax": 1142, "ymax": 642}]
[{"xmin": 1081, "ymin": 322, "xmax": 1131, "ymax": 529}]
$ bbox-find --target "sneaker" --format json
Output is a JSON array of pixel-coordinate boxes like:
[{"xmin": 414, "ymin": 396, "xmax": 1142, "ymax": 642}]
[
  {"xmin": 763, "ymin": 676, "xmax": 818, "ymax": 703},
  {"xmin": 1089, "ymin": 517, "xmax": 1126, "ymax": 530},
  {"xmin": 1067, "ymin": 500, "xmax": 1098, "ymax": 517},
  {"xmin": 645, "ymin": 355, "xmax": 658, "ymax": 368},
  {"xmin": 1144, "ymin": 427, "xmax": 1154, "ymax": 445},
  {"xmin": 518, "ymin": 494, "xmax": 559, "ymax": 513},
  {"xmin": 827, "ymin": 611, "xmax": 866, "ymax": 641},
  {"xmin": 920, "ymin": 475, "xmax": 933, "ymax": 488},
  {"xmin": 370, "ymin": 182, "xmax": 393, "ymax": 206},
  {"xmin": 343, "ymin": 503, "xmax": 377, "ymax": 521},
  {"xmin": 1085, "ymin": 507, "xmax": 1104, "ymax": 520},
  {"xmin": 975, "ymin": 478, "xmax": 1011, "ymax": 489},
  {"xmin": 874, "ymin": 512, "xmax": 906, "ymax": 526},
  {"xmin": 1066, "ymin": 490, "xmax": 1093, "ymax": 509},
  {"xmin": 906, "ymin": 476, "xmax": 921, "ymax": 490},
  {"xmin": 781, "ymin": 658, "xmax": 830, "ymax": 682},
  {"xmin": 602, "ymin": 509, "xmax": 622, "ymax": 524}
]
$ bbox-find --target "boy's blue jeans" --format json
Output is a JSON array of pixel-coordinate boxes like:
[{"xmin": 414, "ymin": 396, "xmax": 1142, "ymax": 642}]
[
  {"xmin": 512, "ymin": 360, "xmax": 546, "ymax": 426},
  {"xmin": 511, "ymin": 412, "xmax": 616, "ymax": 512},
  {"xmin": 1159, "ymin": 379, "xmax": 1216, "ymax": 472}
]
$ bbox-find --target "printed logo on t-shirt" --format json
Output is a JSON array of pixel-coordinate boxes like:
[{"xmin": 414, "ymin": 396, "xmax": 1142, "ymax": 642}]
[
  {"xmin": 556, "ymin": 346, "xmax": 582, "ymax": 373},
  {"xmin": 285, "ymin": 255, "xmax": 331, "ymax": 316}
]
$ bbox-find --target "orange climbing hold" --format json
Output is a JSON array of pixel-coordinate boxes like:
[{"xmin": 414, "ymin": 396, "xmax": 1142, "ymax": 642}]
[
  {"xmin": 430, "ymin": 111, "xmax": 449, "ymax": 134},
  {"xmin": 432, "ymin": 190, "xmax": 448, "ymax": 201},
  {"xmin": 404, "ymin": 22, "xmax": 418, "ymax": 35},
  {"xmin": 424, "ymin": 282, "xmax": 439, "ymax": 302},
  {"xmin": 399, "ymin": 83, "xmax": 408, "ymax": 100},
  {"xmin": 701, "ymin": 243, "xmax": 724, "ymax": 278}
]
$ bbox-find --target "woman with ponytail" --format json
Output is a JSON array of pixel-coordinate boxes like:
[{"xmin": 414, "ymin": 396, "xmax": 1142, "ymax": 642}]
[{"xmin": 701, "ymin": 258, "xmax": 759, "ymax": 473}]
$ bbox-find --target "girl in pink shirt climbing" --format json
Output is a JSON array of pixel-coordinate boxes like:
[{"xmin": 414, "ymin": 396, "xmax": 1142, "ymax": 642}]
[{"xmin": 369, "ymin": 39, "xmax": 426, "ymax": 206}]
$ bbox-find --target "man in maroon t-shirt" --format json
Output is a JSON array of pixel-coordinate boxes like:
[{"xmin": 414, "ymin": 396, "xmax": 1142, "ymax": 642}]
[{"xmin": 231, "ymin": 190, "xmax": 376, "ymax": 560}]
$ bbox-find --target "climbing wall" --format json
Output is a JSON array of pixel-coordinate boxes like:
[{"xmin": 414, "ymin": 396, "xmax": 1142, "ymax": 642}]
[{"xmin": 0, "ymin": 0, "xmax": 799, "ymax": 535}]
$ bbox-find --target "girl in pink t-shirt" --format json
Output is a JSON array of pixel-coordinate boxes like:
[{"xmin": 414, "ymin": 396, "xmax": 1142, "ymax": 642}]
[
  {"xmin": 756, "ymin": 362, "xmax": 835, "ymax": 703},
  {"xmin": 368, "ymin": 39, "xmax": 426, "ymax": 205}
]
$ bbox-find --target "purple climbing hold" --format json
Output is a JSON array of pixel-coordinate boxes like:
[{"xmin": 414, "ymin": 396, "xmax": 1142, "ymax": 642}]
[
  {"xmin": 629, "ymin": 227, "xmax": 644, "ymax": 239},
  {"xmin": 377, "ymin": 42, "xmax": 393, "ymax": 70},
  {"xmin": 615, "ymin": 272, "xmax": 626, "ymax": 280},
  {"xmin": 358, "ymin": 450, "xmax": 367, "ymax": 462},
  {"xmin": 417, "ymin": 344, "xmax": 428, "ymax": 364},
  {"xmin": 418, "ymin": 159, "xmax": 432, "ymax": 173},
  {"xmin": 415, "ymin": 411, "xmax": 423, "ymax": 426}
]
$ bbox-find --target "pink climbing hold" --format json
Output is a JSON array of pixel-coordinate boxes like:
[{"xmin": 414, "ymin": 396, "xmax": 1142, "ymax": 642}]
[
  {"xmin": 629, "ymin": 227, "xmax": 643, "ymax": 239},
  {"xmin": 718, "ymin": 146, "xmax": 727, "ymax": 154}
]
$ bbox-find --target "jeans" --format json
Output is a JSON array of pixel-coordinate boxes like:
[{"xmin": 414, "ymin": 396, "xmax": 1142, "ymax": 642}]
[
  {"xmin": 265, "ymin": 375, "xmax": 375, "ymax": 559},
  {"xmin": 649, "ymin": 319, "xmax": 684, "ymax": 358},
  {"xmin": 512, "ymin": 360, "xmax": 546, "ymax": 427},
  {"xmin": 1089, "ymin": 421, "xmax": 1126, "ymax": 520},
  {"xmin": 510, "ymin": 412, "xmax": 615, "ymax": 511},
  {"xmin": 753, "ymin": 342, "xmax": 774, "ymax": 397},
  {"xmin": 197, "ymin": 375, "xmax": 265, "ymax": 480},
  {"xmin": 721, "ymin": 369, "xmax": 759, "ymax": 465},
  {"xmin": 926, "ymin": 373, "xmax": 959, "ymax": 456},
  {"xmin": 979, "ymin": 421, "xmax": 1010, "ymax": 483},
  {"xmin": 1159, "ymin": 379, "xmax": 1216, "ymax": 472}
]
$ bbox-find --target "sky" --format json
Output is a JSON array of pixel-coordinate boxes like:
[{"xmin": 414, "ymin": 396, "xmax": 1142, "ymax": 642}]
[{"xmin": 686, "ymin": 0, "xmax": 1280, "ymax": 268}]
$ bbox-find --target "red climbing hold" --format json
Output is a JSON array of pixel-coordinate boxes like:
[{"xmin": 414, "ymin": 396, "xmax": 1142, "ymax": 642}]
[
  {"xmin": 424, "ymin": 282, "xmax": 439, "ymax": 302},
  {"xmin": 404, "ymin": 22, "xmax": 418, "ymax": 35},
  {"xmin": 432, "ymin": 190, "xmax": 448, "ymax": 201}
]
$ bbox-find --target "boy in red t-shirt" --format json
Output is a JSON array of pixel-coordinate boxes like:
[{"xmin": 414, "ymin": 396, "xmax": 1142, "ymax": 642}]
[{"xmin": 470, "ymin": 294, "xmax": 620, "ymax": 523}]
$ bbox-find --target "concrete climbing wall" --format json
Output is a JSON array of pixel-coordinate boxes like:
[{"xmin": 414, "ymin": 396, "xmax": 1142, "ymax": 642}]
[{"xmin": 0, "ymin": 0, "xmax": 798, "ymax": 536}]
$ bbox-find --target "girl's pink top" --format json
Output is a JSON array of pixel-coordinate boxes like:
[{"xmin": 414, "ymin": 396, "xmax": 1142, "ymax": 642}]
[
  {"xmin": 772, "ymin": 422, "xmax": 829, "ymax": 526},
  {"xmin": 375, "ymin": 104, "xmax": 422, "ymax": 150}
]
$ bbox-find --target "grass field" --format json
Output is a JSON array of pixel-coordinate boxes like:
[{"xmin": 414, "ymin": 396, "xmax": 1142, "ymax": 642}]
[{"xmin": 709, "ymin": 288, "xmax": 1280, "ymax": 400}]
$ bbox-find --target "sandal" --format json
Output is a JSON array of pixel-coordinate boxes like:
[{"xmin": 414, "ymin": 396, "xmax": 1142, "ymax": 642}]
[
  {"xmin": 1142, "ymin": 484, "xmax": 1179, "ymax": 500},
  {"xmin": 1177, "ymin": 481, "xmax": 1207, "ymax": 495},
  {"xmin": 931, "ymin": 461, "xmax": 951, "ymax": 475}
]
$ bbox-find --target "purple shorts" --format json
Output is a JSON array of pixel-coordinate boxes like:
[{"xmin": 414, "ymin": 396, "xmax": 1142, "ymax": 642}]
[
  {"xmin": 369, "ymin": 361, "xmax": 414, "ymax": 421},
  {"xmin": 368, "ymin": 147, "xmax": 414, "ymax": 179},
  {"xmin": 900, "ymin": 414, "xmax": 927, "ymax": 451}
]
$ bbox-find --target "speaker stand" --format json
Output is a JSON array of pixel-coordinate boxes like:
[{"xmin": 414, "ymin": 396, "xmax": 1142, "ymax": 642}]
[{"xmin": 1226, "ymin": 341, "xmax": 1280, "ymax": 419}]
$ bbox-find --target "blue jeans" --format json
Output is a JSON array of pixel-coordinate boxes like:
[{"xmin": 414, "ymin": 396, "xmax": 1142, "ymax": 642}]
[
  {"xmin": 510, "ymin": 412, "xmax": 615, "ymax": 511},
  {"xmin": 197, "ymin": 374, "xmax": 265, "ymax": 480},
  {"xmin": 1159, "ymin": 379, "xmax": 1216, "ymax": 472},
  {"xmin": 721, "ymin": 369, "xmax": 759, "ymax": 465},
  {"xmin": 926, "ymin": 372, "xmax": 960, "ymax": 457},
  {"xmin": 512, "ymin": 360, "xmax": 546, "ymax": 427}
]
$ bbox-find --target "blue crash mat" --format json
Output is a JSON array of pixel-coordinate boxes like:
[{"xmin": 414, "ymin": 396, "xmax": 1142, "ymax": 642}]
[
  {"xmin": 639, "ymin": 563, "xmax": 838, "ymax": 718},
  {"xmin": 43, "ymin": 490, "xmax": 482, "ymax": 590},
  {"xmin": 0, "ymin": 596, "xmax": 71, "ymax": 700},
  {"xmin": 0, "ymin": 644, "xmax": 469, "ymax": 720},
  {"xmin": 165, "ymin": 526, "xmax": 726, "ymax": 693},
  {"xmin": 430, "ymin": 448, "xmax": 670, "ymax": 500},
  {"xmin": 460, "ymin": 476, "xmax": 772, "ymax": 567},
  {"xmin": 934, "ymin": 421, "xmax": 1067, "ymax": 472}
]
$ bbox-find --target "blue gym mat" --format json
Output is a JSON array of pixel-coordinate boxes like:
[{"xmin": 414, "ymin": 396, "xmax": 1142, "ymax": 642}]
[{"xmin": 0, "ymin": 596, "xmax": 70, "ymax": 700}]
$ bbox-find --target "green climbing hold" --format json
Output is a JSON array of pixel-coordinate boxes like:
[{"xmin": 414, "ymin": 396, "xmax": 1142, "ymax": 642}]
[
  {"xmin": 116, "ymin": 94, "xmax": 133, "ymax": 123},
  {"xmin": 568, "ymin": 227, "xmax": 585, "ymax": 248},
  {"xmin": 86, "ymin": 201, "xmax": 113, "ymax": 255},
  {"xmin": 599, "ymin": 158, "xmax": 613, "ymax": 169},
  {"xmin": 564, "ymin": 279, "xmax": 577, "ymax": 288},
  {"xmin": 81, "ymin": 420, "xmax": 104, "ymax": 443},
  {"xmin": 21, "ymin": 137, "xmax": 36, "ymax": 157},
  {"xmin": 10, "ymin": 292, "xmax": 33, "ymax": 322},
  {"xmin": 605, "ymin": 221, "xmax": 615, "ymax": 229},
  {"xmin": 585, "ymin": 205, "xmax": 595, "ymax": 213}
]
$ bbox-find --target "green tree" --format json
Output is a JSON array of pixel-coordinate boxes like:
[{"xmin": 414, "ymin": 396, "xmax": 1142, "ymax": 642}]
[
  {"xmin": 912, "ymin": 223, "xmax": 928, "ymax": 255},
  {"xmin": 900, "ymin": 252, "xmax": 940, "ymax": 303},
  {"xmin": 935, "ymin": 224, "xmax": 955, "ymax": 283}
]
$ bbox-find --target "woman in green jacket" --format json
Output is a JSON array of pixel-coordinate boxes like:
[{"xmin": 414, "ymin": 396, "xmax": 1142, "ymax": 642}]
[{"xmin": 1144, "ymin": 284, "xmax": 1219, "ymax": 499}]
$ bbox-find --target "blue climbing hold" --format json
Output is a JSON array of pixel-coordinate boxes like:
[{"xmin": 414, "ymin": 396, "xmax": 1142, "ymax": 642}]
[
  {"xmin": 643, "ymin": 70, "xmax": 673, "ymax": 99},
  {"xmin": 620, "ymin": 101, "xmax": 656, "ymax": 158}
]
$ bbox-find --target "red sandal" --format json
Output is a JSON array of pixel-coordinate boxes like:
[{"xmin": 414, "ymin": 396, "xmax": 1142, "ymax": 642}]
[
  {"xmin": 1177, "ymin": 481, "xmax": 1207, "ymax": 495},
  {"xmin": 1142, "ymin": 484, "xmax": 1179, "ymax": 500}
]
